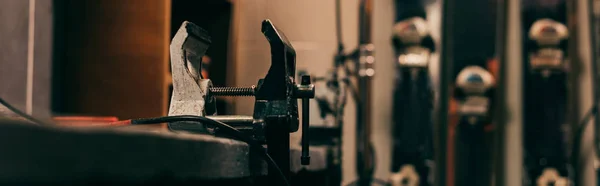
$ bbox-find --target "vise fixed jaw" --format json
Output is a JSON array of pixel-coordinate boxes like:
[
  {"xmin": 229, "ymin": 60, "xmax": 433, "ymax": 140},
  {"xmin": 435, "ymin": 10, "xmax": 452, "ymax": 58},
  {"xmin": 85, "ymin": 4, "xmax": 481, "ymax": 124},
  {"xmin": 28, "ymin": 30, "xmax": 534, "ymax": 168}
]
[{"xmin": 253, "ymin": 19, "xmax": 300, "ymax": 133}]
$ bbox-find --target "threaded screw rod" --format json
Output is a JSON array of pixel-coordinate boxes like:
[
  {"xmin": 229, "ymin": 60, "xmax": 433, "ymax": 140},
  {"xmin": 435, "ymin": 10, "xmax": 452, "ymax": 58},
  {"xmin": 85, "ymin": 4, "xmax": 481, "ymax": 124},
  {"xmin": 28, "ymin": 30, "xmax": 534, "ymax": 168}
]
[{"xmin": 209, "ymin": 86, "xmax": 256, "ymax": 96}]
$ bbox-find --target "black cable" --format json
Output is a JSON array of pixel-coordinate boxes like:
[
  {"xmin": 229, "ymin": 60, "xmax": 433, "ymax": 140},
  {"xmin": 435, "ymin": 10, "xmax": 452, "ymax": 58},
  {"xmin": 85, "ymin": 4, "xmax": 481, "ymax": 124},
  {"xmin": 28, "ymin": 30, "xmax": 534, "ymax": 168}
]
[
  {"xmin": 571, "ymin": 104, "xmax": 598, "ymax": 171},
  {"xmin": 336, "ymin": 0, "xmax": 344, "ymax": 53},
  {"xmin": 131, "ymin": 115, "xmax": 291, "ymax": 186},
  {"xmin": 0, "ymin": 97, "xmax": 44, "ymax": 125}
]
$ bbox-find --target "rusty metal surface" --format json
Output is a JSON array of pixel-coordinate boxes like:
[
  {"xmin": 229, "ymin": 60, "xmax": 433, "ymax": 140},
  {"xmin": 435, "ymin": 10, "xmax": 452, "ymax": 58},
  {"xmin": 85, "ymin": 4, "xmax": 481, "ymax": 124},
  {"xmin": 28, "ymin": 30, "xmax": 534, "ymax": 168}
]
[{"xmin": 0, "ymin": 118, "xmax": 265, "ymax": 183}]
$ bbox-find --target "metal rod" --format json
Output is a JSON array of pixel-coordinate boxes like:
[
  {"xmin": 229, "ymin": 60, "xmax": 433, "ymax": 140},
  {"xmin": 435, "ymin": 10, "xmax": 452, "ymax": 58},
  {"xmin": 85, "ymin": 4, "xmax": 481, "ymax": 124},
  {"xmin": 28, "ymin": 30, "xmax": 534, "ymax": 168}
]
[
  {"xmin": 206, "ymin": 115, "xmax": 254, "ymax": 125},
  {"xmin": 356, "ymin": 0, "xmax": 375, "ymax": 186},
  {"xmin": 358, "ymin": 0, "xmax": 373, "ymax": 44},
  {"xmin": 493, "ymin": 0, "xmax": 509, "ymax": 184},
  {"xmin": 301, "ymin": 98, "xmax": 310, "ymax": 165},
  {"xmin": 205, "ymin": 115, "xmax": 255, "ymax": 132},
  {"xmin": 588, "ymin": 0, "xmax": 600, "ymax": 164},
  {"xmin": 437, "ymin": 0, "xmax": 455, "ymax": 184}
]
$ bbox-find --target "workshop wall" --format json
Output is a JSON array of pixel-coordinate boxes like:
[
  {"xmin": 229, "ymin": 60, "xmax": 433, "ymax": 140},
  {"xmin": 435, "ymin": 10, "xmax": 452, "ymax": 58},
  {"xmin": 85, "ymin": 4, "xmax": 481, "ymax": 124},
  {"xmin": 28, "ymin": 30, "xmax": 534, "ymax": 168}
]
[
  {"xmin": 0, "ymin": 0, "xmax": 53, "ymax": 118},
  {"xmin": 51, "ymin": 0, "xmax": 171, "ymax": 119}
]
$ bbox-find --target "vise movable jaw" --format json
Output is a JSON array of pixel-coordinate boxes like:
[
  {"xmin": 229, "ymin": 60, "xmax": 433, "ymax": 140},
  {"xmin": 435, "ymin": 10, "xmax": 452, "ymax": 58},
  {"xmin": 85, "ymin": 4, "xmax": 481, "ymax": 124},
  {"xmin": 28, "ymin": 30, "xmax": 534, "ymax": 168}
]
[
  {"xmin": 168, "ymin": 21, "xmax": 217, "ymax": 124},
  {"xmin": 168, "ymin": 19, "xmax": 314, "ymax": 182}
]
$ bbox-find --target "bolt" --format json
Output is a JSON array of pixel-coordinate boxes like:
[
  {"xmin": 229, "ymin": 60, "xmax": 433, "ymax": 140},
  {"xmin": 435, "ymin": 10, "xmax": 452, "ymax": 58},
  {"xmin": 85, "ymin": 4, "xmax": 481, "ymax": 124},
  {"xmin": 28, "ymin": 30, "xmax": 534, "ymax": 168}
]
[{"xmin": 209, "ymin": 86, "xmax": 256, "ymax": 96}]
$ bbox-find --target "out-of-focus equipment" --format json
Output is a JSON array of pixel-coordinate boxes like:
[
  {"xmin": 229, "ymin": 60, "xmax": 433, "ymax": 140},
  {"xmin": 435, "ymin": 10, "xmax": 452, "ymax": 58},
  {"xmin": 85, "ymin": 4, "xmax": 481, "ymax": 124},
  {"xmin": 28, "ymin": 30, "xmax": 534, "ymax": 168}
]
[
  {"xmin": 453, "ymin": 66, "xmax": 495, "ymax": 186},
  {"xmin": 522, "ymin": 16, "xmax": 571, "ymax": 186},
  {"xmin": 289, "ymin": 2, "xmax": 349, "ymax": 186},
  {"xmin": 291, "ymin": 0, "xmax": 376, "ymax": 186},
  {"xmin": 355, "ymin": 1, "xmax": 376, "ymax": 185},
  {"xmin": 589, "ymin": 0, "xmax": 600, "ymax": 183},
  {"xmin": 389, "ymin": 15, "xmax": 436, "ymax": 186}
]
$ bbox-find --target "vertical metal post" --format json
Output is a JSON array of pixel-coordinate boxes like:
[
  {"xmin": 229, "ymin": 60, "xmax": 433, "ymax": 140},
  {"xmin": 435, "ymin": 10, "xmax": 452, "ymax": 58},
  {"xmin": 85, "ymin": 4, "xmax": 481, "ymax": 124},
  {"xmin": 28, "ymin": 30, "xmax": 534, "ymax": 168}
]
[
  {"xmin": 589, "ymin": 0, "xmax": 600, "ymax": 174},
  {"xmin": 356, "ymin": 0, "xmax": 375, "ymax": 185},
  {"xmin": 493, "ymin": 0, "xmax": 510, "ymax": 184},
  {"xmin": 437, "ymin": 0, "xmax": 454, "ymax": 184},
  {"xmin": 587, "ymin": 0, "xmax": 600, "ymax": 185}
]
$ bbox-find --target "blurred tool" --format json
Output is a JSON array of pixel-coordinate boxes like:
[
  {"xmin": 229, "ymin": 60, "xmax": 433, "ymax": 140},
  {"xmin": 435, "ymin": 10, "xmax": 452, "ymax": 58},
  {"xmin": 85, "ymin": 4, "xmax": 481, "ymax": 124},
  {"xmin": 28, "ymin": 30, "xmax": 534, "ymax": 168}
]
[
  {"xmin": 453, "ymin": 66, "xmax": 495, "ymax": 186},
  {"xmin": 522, "ymin": 2, "xmax": 571, "ymax": 184},
  {"xmin": 355, "ymin": 1, "xmax": 376, "ymax": 186},
  {"xmin": 292, "ymin": 0, "xmax": 377, "ymax": 185},
  {"xmin": 291, "ymin": 1, "xmax": 351, "ymax": 185},
  {"xmin": 589, "ymin": 0, "xmax": 600, "ymax": 183},
  {"xmin": 389, "ymin": 0, "xmax": 436, "ymax": 185}
]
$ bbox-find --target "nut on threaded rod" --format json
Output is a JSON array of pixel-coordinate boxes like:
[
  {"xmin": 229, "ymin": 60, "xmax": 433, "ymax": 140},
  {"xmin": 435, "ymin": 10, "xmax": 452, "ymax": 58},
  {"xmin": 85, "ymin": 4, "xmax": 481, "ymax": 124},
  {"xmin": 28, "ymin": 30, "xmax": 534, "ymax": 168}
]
[{"xmin": 209, "ymin": 86, "xmax": 256, "ymax": 96}]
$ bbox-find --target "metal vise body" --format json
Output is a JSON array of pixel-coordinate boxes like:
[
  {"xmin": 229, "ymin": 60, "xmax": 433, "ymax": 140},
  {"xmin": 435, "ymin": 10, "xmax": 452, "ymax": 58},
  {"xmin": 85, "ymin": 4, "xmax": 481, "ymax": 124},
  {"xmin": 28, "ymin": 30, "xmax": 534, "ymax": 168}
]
[{"xmin": 168, "ymin": 20, "xmax": 313, "ymax": 185}]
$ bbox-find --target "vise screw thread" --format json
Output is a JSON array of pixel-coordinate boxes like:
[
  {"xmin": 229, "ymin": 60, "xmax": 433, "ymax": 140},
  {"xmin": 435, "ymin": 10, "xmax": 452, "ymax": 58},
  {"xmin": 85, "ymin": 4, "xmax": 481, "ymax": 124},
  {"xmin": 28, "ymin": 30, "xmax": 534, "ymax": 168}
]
[{"xmin": 209, "ymin": 86, "xmax": 255, "ymax": 96}]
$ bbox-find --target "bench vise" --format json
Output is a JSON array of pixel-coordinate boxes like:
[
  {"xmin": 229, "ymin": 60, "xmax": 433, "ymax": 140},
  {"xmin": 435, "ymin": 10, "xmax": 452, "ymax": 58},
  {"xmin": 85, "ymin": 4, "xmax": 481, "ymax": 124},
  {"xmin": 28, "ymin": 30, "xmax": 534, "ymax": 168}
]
[{"xmin": 168, "ymin": 19, "xmax": 314, "ymax": 184}]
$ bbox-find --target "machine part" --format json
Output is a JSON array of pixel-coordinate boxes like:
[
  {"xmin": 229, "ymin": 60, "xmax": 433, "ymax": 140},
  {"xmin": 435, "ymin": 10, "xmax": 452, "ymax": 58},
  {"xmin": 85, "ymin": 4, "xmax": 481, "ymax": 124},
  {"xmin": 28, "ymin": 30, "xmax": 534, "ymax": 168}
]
[
  {"xmin": 251, "ymin": 19, "xmax": 317, "ymax": 184},
  {"xmin": 209, "ymin": 86, "xmax": 256, "ymax": 96},
  {"xmin": 492, "ymin": 0, "xmax": 509, "ymax": 183},
  {"xmin": 393, "ymin": 17, "xmax": 430, "ymax": 45},
  {"xmin": 527, "ymin": 19, "xmax": 568, "ymax": 73},
  {"xmin": 167, "ymin": 20, "xmax": 314, "ymax": 185},
  {"xmin": 437, "ymin": 0, "xmax": 454, "ymax": 183},
  {"xmin": 456, "ymin": 66, "xmax": 495, "ymax": 97},
  {"xmin": 389, "ymin": 165, "xmax": 420, "ymax": 186},
  {"xmin": 590, "ymin": 0, "xmax": 600, "ymax": 183},
  {"xmin": 392, "ymin": 16, "xmax": 434, "ymax": 68},
  {"xmin": 206, "ymin": 115, "xmax": 255, "ymax": 134},
  {"xmin": 390, "ymin": 7, "xmax": 436, "ymax": 185},
  {"xmin": 529, "ymin": 19, "xmax": 569, "ymax": 46},
  {"xmin": 453, "ymin": 66, "xmax": 495, "ymax": 186},
  {"xmin": 521, "ymin": 1, "xmax": 572, "ymax": 184},
  {"xmin": 355, "ymin": 1, "xmax": 376, "ymax": 185},
  {"xmin": 536, "ymin": 168, "xmax": 569, "ymax": 186},
  {"xmin": 168, "ymin": 21, "xmax": 217, "ymax": 133},
  {"xmin": 298, "ymin": 75, "xmax": 315, "ymax": 165}
]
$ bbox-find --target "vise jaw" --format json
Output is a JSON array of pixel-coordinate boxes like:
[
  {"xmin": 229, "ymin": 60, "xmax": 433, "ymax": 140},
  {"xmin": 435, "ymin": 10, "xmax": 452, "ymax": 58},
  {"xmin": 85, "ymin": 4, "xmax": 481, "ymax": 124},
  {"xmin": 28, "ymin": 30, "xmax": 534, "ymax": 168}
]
[
  {"xmin": 167, "ymin": 19, "xmax": 314, "ymax": 183},
  {"xmin": 168, "ymin": 21, "xmax": 217, "ymax": 132},
  {"xmin": 253, "ymin": 19, "xmax": 300, "ymax": 134}
]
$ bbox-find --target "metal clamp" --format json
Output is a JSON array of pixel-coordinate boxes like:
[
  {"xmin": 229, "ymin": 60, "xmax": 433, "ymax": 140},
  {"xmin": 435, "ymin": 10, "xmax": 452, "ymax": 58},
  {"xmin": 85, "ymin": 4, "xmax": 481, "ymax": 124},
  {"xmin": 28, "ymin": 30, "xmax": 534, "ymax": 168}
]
[{"xmin": 169, "ymin": 20, "xmax": 315, "ymax": 182}]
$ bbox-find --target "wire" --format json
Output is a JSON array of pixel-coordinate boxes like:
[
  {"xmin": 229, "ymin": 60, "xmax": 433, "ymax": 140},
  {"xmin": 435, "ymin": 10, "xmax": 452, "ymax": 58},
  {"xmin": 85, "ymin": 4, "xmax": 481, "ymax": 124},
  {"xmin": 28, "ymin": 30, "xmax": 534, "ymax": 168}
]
[
  {"xmin": 127, "ymin": 115, "xmax": 291, "ymax": 186},
  {"xmin": 0, "ymin": 97, "xmax": 44, "ymax": 125},
  {"xmin": 571, "ymin": 104, "xmax": 598, "ymax": 169},
  {"xmin": 335, "ymin": 0, "xmax": 344, "ymax": 52}
]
